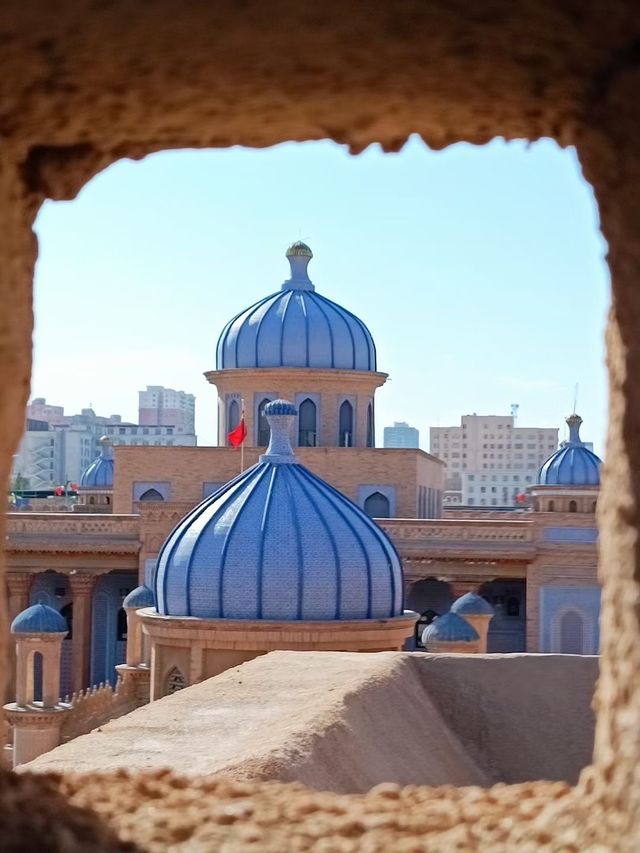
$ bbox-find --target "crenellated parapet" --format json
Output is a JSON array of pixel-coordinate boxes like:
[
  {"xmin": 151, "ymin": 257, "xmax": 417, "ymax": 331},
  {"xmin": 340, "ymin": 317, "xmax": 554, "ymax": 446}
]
[{"xmin": 59, "ymin": 669, "xmax": 148, "ymax": 743}]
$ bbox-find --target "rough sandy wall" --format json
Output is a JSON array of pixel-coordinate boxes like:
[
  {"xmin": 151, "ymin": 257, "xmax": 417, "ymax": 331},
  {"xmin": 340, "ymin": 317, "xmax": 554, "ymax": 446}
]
[
  {"xmin": 412, "ymin": 654, "xmax": 597, "ymax": 785},
  {"xmin": 1, "ymin": 0, "xmax": 640, "ymax": 848},
  {"xmin": 25, "ymin": 651, "xmax": 595, "ymax": 792}
]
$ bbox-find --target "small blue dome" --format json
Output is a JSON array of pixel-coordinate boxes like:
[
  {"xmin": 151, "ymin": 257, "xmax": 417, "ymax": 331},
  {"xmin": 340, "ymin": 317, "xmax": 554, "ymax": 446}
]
[
  {"xmin": 538, "ymin": 415, "xmax": 601, "ymax": 486},
  {"xmin": 216, "ymin": 244, "xmax": 377, "ymax": 371},
  {"xmin": 123, "ymin": 585, "xmax": 155, "ymax": 609},
  {"xmin": 451, "ymin": 593, "xmax": 494, "ymax": 617},
  {"xmin": 422, "ymin": 612, "xmax": 480, "ymax": 646},
  {"xmin": 80, "ymin": 436, "xmax": 114, "ymax": 488},
  {"xmin": 155, "ymin": 401, "xmax": 402, "ymax": 621},
  {"xmin": 11, "ymin": 604, "xmax": 68, "ymax": 635}
]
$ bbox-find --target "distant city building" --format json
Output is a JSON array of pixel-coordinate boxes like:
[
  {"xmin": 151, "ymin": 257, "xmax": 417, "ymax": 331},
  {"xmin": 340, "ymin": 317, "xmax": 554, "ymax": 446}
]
[
  {"xmin": 139, "ymin": 386, "xmax": 195, "ymax": 433},
  {"xmin": 11, "ymin": 419, "xmax": 56, "ymax": 490},
  {"xmin": 383, "ymin": 421, "xmax": 420, "ymax": 449},
  {"xmin": 430, "ymin": 414, "xmax": 559, "ymax": 506},
  {"xmin": 12, "ymin": 395, "xmax": 197, "ymax": 488}
]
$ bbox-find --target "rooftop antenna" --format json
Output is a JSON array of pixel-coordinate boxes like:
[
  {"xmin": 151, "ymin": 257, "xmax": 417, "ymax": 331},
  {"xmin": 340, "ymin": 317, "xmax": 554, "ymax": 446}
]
[{"xmin": 510, "ymin": 403, "xmax": 519, "ymax": 424}]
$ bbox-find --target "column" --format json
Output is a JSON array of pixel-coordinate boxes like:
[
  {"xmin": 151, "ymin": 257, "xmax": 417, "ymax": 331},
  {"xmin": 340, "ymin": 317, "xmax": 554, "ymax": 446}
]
[
  {"xmin": 68, "ymin": 572, "xmax": 96, "ymax": 693},
  {"xmin": 5, "ymin": 573, "xmax": 32, "ymax": 701}
]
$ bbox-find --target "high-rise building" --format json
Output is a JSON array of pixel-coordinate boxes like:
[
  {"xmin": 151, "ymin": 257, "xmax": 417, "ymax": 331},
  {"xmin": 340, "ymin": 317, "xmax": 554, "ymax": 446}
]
[
  {"xmin": 11, "ymin": 419, "xmax": 57, "ymax": 490},
  {"xmin": 383, "ymin": 421, "xmax": 420, "ymax": 449},
  {"xmin": 12, "ymin": 395, "xmax": 197, "ymax": 487},
  {"xmin": 430, "ymin": 414, "xmax": 559, "ymax": 506},
  {"xmin": 138, "ymin": 386, "xmax": 195, "ymax": 433}
]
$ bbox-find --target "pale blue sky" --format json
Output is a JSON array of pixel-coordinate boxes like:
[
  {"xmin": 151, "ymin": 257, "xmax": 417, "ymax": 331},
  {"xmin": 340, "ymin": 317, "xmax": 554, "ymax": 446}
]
[{"xmin": 33, "ymin": 136, "xmax": 609, "ymax": 453}]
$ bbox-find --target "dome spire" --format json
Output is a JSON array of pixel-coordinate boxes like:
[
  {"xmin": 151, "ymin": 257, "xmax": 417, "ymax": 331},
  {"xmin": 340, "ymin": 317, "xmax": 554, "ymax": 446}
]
[
  {"xmin": 259, "ymin": 400, "xmax": 300, "ymax": 464},
  {"xmin": 283, "ymin": 241, "xmax": 315, "ymax": 291},
  {"xmin": 566, "ymin": 413, "xmax": 583, "ymax": 444},
  {"xmin": 99, "ymin": 435, "xmax": 113, "ymax": 459}
]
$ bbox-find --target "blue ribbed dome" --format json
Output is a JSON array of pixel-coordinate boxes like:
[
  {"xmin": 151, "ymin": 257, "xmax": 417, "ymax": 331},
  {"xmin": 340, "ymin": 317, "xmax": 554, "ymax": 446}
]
[
  {"xmin": 11, "ymin": 604, "xmax": 68, "ymax": 634},
  {"xmin": 450, "ymin": 593, "xmax": 494, "ymax": 617},
  {"xmin": 80, "ymin": 436, "xmax": 114, "ymax": 488},
  {"xmin": 538, "ymin": 415, "xmax": 601, "ymax": 486},
  {"xmin": 422, "ymin": 612, "xmax": 480, "ymax": 646},
  {"xmin": 123, "ymin": 585, "xmax": 155, "ymax": 609},
  {"xmin": 155, "ymin": 400, "xmax": 402, "ymax": 621},
  {"xmin": 216, "ymin": 244, "xmax": 377, "ymax": 371}
]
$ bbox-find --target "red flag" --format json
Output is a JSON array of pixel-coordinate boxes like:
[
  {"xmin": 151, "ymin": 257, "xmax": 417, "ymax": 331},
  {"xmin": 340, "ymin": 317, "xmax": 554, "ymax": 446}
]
[
  {"xmin": 54, "ymin": 486, "xmax": 63, "ymax": 496},
  {"xmin": 228, "ymin": 418, "xmax": 247, "ymax": 449}
]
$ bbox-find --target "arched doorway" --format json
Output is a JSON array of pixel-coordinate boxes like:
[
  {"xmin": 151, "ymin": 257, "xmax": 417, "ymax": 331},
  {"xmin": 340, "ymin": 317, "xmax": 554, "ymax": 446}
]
[
  {"xmin": 406, "ymin": 579, "xmax": 453, "ymax": 617},
  {"xmin": 479, "ymin": 579, "xmax": 526, "ymax": 652},
  {"xmin": 559, "ymin": 610, "xmax": 585, "ymax": 654}
]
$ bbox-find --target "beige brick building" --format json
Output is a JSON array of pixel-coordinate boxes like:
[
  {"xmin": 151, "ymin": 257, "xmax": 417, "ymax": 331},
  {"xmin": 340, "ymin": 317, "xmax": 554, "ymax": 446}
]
[{"xmin": 430, "ymin": 414, "xmax": 558, "ymax": 506}]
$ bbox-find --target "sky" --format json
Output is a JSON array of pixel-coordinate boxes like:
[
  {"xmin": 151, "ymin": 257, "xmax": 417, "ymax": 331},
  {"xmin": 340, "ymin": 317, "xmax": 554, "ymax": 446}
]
[{"xmin": 32, "ymin": 136, "xmax": 610, "ymax": 454}]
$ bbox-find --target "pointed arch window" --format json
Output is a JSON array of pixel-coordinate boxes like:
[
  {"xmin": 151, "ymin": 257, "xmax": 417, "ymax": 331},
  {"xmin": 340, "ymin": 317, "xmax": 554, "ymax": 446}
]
[
  {"xmin": 339, "ymin": 400, "xmax": 354, "ymax": 447},
  {"xmin": 298, "ymin": 398, "xmax": 317, "ymax": 447},
  {"xmin": 139, "ymin": 488, "xmax": 164, "ymax": 501},
  {"xmin": 366, "ymin": 402, "xmax": 374, "ymax": 448},
  {"xmin": 364, "ymin": 491, "xmax": 390, "ymax": 518},
  {"xmin": 257, "ymin": 398, "xmax": 271, "ymax": 446},
  {"xmin": 166, "ymin": 666, "xmax": 187, "ymax": 694},
  {"xmin": 227, "ymin": 399, "xmax": 240, "ymax": 444}
]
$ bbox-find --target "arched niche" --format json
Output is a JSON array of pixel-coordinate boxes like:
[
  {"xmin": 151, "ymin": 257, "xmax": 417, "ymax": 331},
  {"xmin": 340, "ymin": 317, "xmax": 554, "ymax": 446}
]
[{"xmin": 363, "ymin": 490, "xmax": 390, "ymax": 518}]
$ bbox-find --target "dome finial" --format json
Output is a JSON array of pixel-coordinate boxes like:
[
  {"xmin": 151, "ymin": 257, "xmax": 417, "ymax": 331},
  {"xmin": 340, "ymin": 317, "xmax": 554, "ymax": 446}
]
[
  {"xmin": 259, "ymin": 400, "xmax": 299, "ymax": 464},
  {"xmin": 283, "ymin": 241, "xmax": 315, "ymax": 291},
  {"xmin": 566, "ymin": 413, "xmax": 583, "ymax": 444}
]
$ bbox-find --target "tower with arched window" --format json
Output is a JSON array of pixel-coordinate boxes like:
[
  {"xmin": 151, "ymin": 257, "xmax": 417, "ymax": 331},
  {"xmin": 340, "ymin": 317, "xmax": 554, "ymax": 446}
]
[
  {"xmin": 76, "ymin": 435, "xmax": 114, "ymax": 512},
  {"xmin": 528, "ymin": 414, "xmax": 602, "ymax": 514},
  {"xmin": 206, "ymin": 243, "xmax": 387, "ymax": 449},
  {"xmin": 4, "ymin": 604, "xmax": 70, "ymax": 767}
]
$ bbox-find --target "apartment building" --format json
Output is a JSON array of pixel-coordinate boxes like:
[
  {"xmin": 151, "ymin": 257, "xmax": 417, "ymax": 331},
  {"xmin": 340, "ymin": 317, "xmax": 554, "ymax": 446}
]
[{"xmin": 430, "ymin": 414, "xmax": 558, "ymax": 506}]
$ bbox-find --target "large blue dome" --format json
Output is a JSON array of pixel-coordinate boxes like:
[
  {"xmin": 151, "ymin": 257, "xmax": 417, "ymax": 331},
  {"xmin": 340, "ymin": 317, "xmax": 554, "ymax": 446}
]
[
  {"xmin": 80, "ymin": 436, "xmax": 114, "ymax": 488},
  {"xmin": 538, "ymin": 414, "xmax": 601, "ymax": 486},
  {"xmin": 155, "ymin": 400, "xmax": 402, "ymax": 621},
  {"xmin": 216, "ymin": 243, "xmax": 377, "ymax": 371}
]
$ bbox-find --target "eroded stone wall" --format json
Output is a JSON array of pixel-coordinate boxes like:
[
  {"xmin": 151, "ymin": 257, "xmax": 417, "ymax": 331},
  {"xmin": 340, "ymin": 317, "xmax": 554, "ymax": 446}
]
[{"xmin": 2, "ymin": 0, "xmax": 640, "ymax": 848}]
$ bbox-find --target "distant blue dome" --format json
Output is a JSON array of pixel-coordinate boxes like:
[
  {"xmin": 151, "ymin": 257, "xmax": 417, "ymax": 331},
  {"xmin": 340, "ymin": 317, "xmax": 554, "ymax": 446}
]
[
  {"xmin": 11, "ymin": 604, "xmax": 68, "ymax": 635},
  {"xmin": 80, "ymin": 436, "xmax": 114, "ymax": 488},
  {"xmin": 421, "ymin": 612, "xmax": 479, "ymax": 646},
  {"xmin": 123, "ymin": 585, "xmax": 155, "ymax": 609},
  {"xmin": 538, "ymin": 415, "xmax": 601, "ymax": 486},
  {"xmin": 451, "ymin": 593, "xmax": 494, "ymax": 617},
  {"xmin": 155, "ymin": 400, "xmax": 402, "ymax": 621},
  {"xmin": 216, "ymin": 244, "xmax": 377, "ymax": 371}
]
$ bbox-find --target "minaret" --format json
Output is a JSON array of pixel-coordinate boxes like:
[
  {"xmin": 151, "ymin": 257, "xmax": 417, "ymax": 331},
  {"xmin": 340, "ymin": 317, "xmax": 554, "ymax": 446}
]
[
  {"xmin": 450, "ymin": 593, "xmax": 495, "ymax": 653},
  {"xmin": 115, "ymin": 585, "xmax": 154, "ymax": 704},
  {"xmin": 4, "ymin": 604, "xmax": 70, "ymax": 767}
]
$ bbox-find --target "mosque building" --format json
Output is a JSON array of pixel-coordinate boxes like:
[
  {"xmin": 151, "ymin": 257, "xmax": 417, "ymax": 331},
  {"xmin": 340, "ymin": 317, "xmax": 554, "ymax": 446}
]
[{"xmin": 4, "ymin": 242, "xmax": 604, "ymax": 722}]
